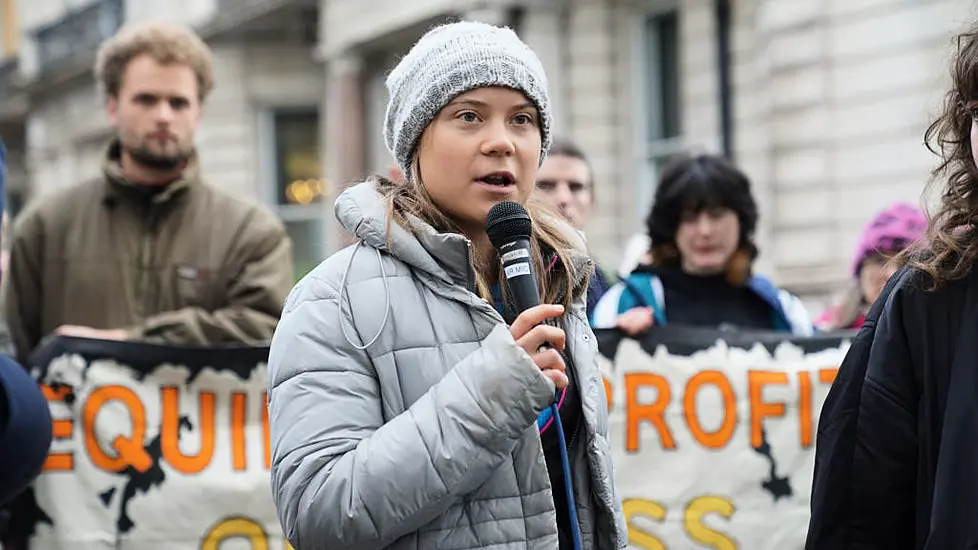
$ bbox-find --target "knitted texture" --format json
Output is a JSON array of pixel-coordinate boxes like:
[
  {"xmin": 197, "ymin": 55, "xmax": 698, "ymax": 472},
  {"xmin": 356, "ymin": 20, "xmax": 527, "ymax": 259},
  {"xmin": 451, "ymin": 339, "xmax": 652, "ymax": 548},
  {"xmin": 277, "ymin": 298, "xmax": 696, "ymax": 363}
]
[
  {"xmin": 851, "ymin": 202, "xmax": 927, "ymax": 276},
  {"xmin": 383, "ymin": 20, "xmax": 552, "ymax": 177}
]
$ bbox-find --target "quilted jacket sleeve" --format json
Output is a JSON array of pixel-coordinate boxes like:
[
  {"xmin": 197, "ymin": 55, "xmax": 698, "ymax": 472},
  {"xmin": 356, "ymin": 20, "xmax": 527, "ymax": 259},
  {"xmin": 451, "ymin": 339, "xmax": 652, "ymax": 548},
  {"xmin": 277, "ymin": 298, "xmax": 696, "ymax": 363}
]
[{"xmin": 267, "ymin": 276, "xmax": 556, "ymax": 550}]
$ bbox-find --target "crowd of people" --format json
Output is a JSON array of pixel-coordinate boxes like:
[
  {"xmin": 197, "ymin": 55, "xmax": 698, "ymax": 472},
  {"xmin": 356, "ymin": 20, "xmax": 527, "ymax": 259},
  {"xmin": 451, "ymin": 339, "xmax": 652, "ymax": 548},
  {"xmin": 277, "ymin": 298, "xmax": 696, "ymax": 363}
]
[{"xmin": 0, "ymin": 12, "xmax": 977, "ymax": 550}]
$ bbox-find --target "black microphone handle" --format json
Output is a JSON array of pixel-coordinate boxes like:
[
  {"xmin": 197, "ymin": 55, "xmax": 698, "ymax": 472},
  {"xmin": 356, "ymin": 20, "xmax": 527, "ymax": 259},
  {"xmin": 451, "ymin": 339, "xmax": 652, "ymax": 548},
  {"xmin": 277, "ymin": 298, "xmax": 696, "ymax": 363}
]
[{"xmin": 497, "ymin": 238, "xmax": 561, "ymax": 402}]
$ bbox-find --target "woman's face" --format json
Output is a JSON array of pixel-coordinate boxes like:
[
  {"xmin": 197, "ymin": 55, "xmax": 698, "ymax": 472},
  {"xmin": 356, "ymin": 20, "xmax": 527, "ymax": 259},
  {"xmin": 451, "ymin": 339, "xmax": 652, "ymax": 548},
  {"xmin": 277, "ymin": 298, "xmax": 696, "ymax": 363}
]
[
  {"xmin": 675, "ymin": 208, "xmax": 741, "ymax": 275},
  {"xmin": 416, "ymin": 87, "xmax": 542, "ymax": 235},
  {"xmin": 859, "ymin": 255, "xmax": 898, "ymax": 305}
]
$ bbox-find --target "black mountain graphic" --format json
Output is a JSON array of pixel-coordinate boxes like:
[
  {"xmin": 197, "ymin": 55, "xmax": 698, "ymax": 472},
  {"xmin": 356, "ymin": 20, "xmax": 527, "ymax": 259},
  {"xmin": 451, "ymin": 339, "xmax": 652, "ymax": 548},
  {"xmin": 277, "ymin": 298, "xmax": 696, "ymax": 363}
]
[
  {"xmin": 98, "ymin": 416, "xmax": 191, "ymax": 539},
  {"xmin": 752, "ymin": 428, "xmax": 793, "ymax": 501}
]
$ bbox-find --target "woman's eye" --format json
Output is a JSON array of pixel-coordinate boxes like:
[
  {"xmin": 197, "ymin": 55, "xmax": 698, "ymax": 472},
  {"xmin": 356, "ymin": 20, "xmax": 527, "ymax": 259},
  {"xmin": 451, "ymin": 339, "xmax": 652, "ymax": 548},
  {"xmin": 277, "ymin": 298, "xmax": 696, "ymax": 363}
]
[
  {"xmin": 513, "ymin": 113, "xmax": 534, "ymax": 125},
  {"xmin": 969, "ymin": 107, "xmax": 978, "ymax": 121},
  {"xmin": 458, "ymin": 112, "xmax": 479, "ymax": 123}
]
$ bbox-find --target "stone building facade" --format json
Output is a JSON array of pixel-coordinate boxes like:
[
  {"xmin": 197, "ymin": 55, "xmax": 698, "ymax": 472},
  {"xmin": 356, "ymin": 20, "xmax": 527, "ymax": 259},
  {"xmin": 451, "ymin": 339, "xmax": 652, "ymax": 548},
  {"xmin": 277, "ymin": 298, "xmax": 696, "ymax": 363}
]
[{"xmin": 318, "ymin": 0, "xmax": 972, "ymax": 308}]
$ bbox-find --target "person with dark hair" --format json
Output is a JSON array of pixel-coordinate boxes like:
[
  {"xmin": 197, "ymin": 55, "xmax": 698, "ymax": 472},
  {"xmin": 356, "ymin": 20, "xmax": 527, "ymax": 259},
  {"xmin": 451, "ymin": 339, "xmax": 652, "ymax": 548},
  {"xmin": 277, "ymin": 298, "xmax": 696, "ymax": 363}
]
[
  {"xmin": 0, "ymin": 138, "xmax": 53, "ymax": 507},
  {"xmin": 590, "ymin": 152, "xmax": 812, "ymax": 335},
  {"xmin": 535, "ymin": 138, "xmax": 611, "ymax": 318},
  {"xmin": 807, "ymin": 23, "xmax": 978, "ymax": 549}
]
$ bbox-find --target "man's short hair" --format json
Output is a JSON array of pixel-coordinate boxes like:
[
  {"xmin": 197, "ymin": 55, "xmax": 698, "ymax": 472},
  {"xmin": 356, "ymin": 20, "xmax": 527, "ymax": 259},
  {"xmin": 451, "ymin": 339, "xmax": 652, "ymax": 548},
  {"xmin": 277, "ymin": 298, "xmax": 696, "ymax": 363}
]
[
  {"xmin": 546, "ymin": 137, "xmax": 596, "ymax": 212},
  {"xmin": 547, "ymin": 138, "xmax": 593, "ymax": 186},
  {"xmin": 94, "ymin": 22, "xmax": 215, "ymax": 101}
]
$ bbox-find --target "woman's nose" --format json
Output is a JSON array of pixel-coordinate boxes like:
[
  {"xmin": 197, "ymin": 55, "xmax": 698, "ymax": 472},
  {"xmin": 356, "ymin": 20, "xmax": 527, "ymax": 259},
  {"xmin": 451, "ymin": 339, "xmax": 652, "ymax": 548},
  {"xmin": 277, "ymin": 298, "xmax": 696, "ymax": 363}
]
[{"xmin": 480, "ymin": 120, "xmax": 516, "ymax": 156}]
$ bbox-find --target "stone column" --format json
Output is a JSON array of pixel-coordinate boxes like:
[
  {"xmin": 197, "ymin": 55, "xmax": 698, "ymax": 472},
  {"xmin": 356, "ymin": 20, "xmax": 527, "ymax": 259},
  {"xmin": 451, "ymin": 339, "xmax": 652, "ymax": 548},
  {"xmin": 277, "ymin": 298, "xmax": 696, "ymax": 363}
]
[
  {"xmin": 322, "ymin": 52, "xmax": 366, "ymax": 253},
  {"xmin": 518, "ymin": 0, "xmax": 568, "ymax": 132}
]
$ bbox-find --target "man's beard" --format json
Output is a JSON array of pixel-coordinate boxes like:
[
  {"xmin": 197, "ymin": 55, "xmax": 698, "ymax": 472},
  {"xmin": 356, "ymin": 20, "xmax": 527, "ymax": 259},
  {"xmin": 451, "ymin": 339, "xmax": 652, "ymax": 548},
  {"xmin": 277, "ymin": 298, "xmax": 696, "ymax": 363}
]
[{"xmin": 126, "ymin": 144, "xmax": 189, "ymax": 171}]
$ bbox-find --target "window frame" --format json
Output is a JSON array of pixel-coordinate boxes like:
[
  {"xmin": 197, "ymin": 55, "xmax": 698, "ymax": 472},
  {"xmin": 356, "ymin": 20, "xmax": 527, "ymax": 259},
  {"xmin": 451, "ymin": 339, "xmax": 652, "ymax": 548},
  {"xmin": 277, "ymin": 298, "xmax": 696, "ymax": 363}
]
[
  {"xmin": 632, "ymin": 3, "xmax": 684, "ymax": 220},
  {"xmin": 257, "ymin": 105, "xmax": 326, "ymax": 279}
]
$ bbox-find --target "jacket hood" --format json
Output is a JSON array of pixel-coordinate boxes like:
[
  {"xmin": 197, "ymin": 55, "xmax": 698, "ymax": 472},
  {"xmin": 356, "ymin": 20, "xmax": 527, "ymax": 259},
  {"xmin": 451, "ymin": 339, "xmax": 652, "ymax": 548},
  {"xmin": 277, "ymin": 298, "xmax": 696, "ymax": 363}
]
[{"xmin": 333, "ymin": 178, "xmax": 593, "ymax": 297}]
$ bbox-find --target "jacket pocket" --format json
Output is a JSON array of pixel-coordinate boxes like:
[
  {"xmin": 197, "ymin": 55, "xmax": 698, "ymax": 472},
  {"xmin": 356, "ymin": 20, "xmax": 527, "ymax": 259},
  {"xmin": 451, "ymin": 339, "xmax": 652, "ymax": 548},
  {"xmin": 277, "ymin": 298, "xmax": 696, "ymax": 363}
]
[{"xmin": 171, "ymin": 263, "xmax": 216, "ymax": 310}]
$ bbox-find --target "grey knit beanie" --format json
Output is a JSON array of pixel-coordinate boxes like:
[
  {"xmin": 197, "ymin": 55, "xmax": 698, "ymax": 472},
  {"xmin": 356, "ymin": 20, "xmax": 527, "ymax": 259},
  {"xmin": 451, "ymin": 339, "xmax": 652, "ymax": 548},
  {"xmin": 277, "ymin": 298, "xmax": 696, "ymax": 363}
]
[{"xmin": 384, "ymin": 20, "xmax": 552, "ymax": 178}]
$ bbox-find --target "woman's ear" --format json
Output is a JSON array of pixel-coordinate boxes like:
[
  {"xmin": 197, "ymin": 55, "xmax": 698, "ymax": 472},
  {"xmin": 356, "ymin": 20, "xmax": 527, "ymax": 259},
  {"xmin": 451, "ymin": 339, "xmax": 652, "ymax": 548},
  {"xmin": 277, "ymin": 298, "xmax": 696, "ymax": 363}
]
[{"xmin": 388, "ymin": 166, "xmax": 406, "ymax": 184}]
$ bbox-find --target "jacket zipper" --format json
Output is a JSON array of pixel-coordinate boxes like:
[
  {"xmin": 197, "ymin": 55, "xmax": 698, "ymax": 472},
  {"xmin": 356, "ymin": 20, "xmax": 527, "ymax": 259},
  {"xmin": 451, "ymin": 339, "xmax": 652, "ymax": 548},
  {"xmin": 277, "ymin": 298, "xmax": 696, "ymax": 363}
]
[
  {"xmin": 561, "ymin": 345, "xmax": 583, "ymax": 450},
  {"xmin": 140, "ymin": 203, "xmax": 162, "ymax": 315},
  {"xmin": 464, "ymin": 239, "xmax": 477, "ymax": 293}
]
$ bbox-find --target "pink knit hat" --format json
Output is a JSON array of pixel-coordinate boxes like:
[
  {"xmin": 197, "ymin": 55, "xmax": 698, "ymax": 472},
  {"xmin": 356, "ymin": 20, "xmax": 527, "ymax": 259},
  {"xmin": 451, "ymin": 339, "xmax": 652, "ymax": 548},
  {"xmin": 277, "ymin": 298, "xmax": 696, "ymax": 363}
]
[{"xmin": 852, "ymin": 202, "xmax": 927, "ymax": 276}]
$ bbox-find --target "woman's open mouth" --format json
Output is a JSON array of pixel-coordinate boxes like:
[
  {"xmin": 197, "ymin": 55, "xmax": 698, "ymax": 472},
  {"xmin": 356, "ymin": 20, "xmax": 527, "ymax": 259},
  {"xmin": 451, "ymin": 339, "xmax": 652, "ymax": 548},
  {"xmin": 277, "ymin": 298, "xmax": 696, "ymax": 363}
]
[{"xmin": 476, "ymin": 171, "xmax": 516, "ymax": 187}]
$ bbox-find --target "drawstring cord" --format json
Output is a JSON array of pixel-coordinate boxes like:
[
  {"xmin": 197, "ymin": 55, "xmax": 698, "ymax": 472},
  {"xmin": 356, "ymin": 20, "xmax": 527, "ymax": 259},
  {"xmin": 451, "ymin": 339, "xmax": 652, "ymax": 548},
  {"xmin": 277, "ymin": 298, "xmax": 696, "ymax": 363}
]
[{"xmin": 338, "ymin": 241, "xmax": 391, "ymax": 350}]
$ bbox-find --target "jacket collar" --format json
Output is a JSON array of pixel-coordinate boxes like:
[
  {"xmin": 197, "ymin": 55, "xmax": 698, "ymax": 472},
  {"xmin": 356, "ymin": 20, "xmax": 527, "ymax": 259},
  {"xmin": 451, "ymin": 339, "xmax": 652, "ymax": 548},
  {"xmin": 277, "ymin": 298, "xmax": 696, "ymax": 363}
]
[
  {"xmin": 334, "ymin": 178, "xmax": 474, "ymax": 289},
  {"xmin": 102, "ymin": 140, "xmax": 201, "ymax": 205},
  {"xmin": 334, "ymin": 178, "xmax": 594, "ymax": 298}
]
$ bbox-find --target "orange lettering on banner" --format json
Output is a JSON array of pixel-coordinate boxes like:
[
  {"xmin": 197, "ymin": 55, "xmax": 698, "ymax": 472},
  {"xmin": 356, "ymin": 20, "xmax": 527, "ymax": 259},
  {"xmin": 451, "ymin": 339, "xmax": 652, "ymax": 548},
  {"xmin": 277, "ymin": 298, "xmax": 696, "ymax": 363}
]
[
  {"xmin": 82, "ymin": 385, "xmax": 149, "ymax": 473},
  {"xmin": 161, "ymin": 387, "xmax": 216, "ymax": 474},
  {"xmin": 621, "ymin": 498, "xmax": 667, "ymax": 550},
  {"xmin": 683, "ymin": 371, "xmax": 737, "ymax": 450},
  {"xmin": 263, "ymin": 392, "xmax": 271, "ymax": 470},
  {"xmin": 41, "ymin": 384, "xmax": 74, "ymax": 471},
  {"xmin": 819, "ymin": 368, "xmax": 838, "ymax": 385},
  {"xmin": 625, "ymin": 373, "xmax": 675, "ymax": 451},
  {"xmin": 41, "ymin": 385, "xmax": 73, "ymax": 401},
  {"xmin": 748, "ymin": 371, "xmax": 788, "ymax": 448},
  {"xmin": 114, "ymin": 436, "xmax": 153, "ymax": 472},
  {"xmin": 231, "ymin": 392, "xmax": 248, "ymax": 471},
  {"xmin": 603, "ymin": 376, "xmax": 613, "ymax": 411},
  {"xmin": 799, "ymin": 371, "xmax": 814, "ymax": 448}
]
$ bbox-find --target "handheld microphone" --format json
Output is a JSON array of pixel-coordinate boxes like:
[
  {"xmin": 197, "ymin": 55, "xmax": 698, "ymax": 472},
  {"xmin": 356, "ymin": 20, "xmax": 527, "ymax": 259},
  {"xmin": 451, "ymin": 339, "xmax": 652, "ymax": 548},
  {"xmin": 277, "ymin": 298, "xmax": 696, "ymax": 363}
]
[{"xmin": 485, "ymin": 201, "xmax": 540, "ymax": 314}]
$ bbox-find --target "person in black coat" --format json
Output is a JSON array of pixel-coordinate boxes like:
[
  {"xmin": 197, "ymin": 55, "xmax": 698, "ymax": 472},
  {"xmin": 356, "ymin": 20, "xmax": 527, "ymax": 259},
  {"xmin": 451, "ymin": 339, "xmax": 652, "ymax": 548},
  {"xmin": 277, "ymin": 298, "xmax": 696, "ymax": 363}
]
[
  {"xmin": 0, "ymin": 139, "xmax": 52, "ymax": 507},
  {"xmin": 807, "ymin": 21, "xmax": 978, "ymax": 550}
]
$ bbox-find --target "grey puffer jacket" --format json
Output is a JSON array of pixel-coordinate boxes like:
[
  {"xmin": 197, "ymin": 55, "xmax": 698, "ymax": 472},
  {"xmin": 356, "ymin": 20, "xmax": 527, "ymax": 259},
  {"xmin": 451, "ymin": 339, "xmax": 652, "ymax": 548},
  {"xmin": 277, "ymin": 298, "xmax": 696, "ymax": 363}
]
[{"xmin": 267, "ymin": 179, "xmax": 627, "ymax": 550}]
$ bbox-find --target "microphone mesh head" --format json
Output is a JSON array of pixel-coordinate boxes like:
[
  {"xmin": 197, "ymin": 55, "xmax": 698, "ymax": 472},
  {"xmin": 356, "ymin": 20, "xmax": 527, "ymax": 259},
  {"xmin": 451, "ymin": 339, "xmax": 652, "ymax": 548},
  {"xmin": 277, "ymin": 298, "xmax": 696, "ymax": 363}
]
[{"xmin": 485, "ymin": 201, "xmax": 532, "ymax": 249}]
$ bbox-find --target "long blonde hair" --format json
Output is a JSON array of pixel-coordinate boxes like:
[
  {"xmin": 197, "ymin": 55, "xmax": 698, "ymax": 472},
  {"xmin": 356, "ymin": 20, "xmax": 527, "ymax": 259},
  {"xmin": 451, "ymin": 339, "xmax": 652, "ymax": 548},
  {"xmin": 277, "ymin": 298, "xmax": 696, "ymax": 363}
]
[{"xmin": 377, "ymin": 160, "xmax": 584, "ymax": 309}]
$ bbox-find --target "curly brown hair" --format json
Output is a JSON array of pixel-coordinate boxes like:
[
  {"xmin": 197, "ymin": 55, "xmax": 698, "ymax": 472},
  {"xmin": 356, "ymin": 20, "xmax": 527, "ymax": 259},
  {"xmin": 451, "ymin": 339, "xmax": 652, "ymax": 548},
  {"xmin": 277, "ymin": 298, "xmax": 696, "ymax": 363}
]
[
  {"xmin": 94, "ymin": 22, "xmax": 215, "ymax": 101},
  {"xmin": 902, "ymin": 25, "xmax": 978, "ymax": 287}
]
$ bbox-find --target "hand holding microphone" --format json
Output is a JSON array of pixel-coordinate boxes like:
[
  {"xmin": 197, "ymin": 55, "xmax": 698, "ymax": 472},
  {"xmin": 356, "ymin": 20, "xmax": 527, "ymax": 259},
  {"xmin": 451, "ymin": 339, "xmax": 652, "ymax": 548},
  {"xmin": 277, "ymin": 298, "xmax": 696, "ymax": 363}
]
[
  {"xmin": 508, "ymin": 305, "xmax": 568, "ymax": 388},
  {"xmin": 486, "ymin": 201, "xmax": 568, "ymax": 390}
]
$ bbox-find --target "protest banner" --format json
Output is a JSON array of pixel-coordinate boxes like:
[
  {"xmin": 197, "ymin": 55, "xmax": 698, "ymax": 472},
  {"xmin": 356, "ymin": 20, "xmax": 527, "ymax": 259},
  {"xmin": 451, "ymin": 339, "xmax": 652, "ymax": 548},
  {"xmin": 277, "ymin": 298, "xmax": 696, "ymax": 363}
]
[
  {"xmin": 16, "ymin": 335, "xmax": 289, "ymax": 550},
  {"xmin": 594, "ymin": 326, "xmax": 855, "ymax": 550},
  {"xmin": 13, "ymin": 326, "xmax": 854, "ymax": 550}
]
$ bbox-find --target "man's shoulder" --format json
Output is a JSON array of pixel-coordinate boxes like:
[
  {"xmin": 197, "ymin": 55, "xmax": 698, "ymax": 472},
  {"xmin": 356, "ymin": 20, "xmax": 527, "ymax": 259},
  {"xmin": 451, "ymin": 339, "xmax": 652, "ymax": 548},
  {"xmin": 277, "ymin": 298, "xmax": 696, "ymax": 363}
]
[
  {"xmin": 13, "ymin": 180, "xmax": 103, "ymax": 232},
  {"xmin": 193, "ymin": 181, "xmax": 283, "ymax": 227}
]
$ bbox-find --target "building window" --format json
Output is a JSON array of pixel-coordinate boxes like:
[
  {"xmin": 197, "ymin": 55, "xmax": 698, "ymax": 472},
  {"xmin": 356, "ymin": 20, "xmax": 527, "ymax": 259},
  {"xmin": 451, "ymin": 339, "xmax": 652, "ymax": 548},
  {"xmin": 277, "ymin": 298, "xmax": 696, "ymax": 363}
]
[
  {"xmin": 637, "ymin": 8, "xmax": 682, "ymax": 215},
  {"xmin": 264, "ymin": 108, "xmax": 326, "ymax": 281},
  {"xmin": 34, "ymin": 0, "xmax": 123, "ymax": 74}
]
